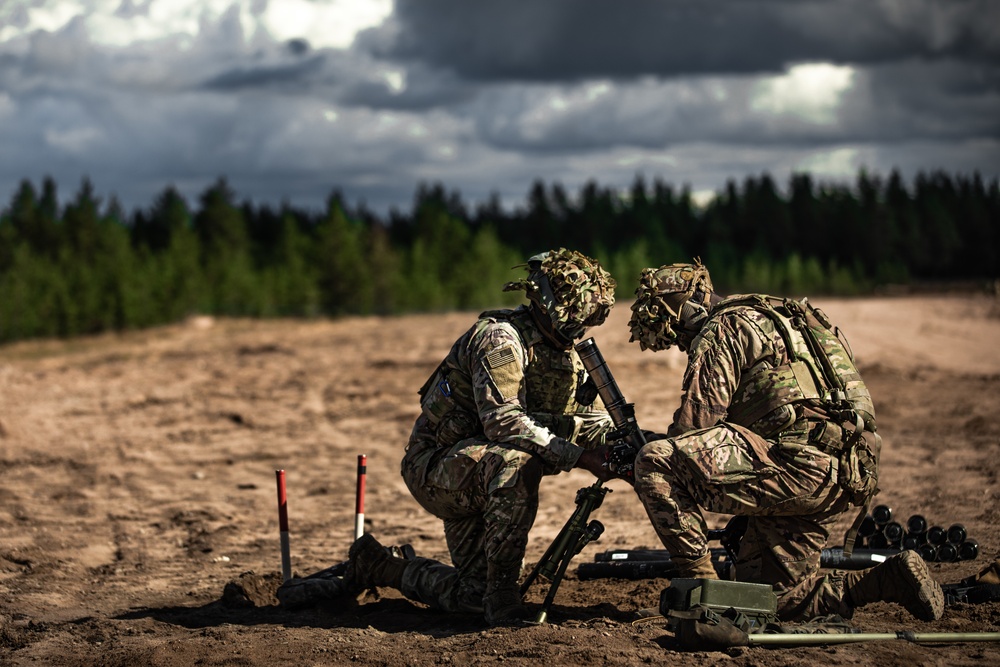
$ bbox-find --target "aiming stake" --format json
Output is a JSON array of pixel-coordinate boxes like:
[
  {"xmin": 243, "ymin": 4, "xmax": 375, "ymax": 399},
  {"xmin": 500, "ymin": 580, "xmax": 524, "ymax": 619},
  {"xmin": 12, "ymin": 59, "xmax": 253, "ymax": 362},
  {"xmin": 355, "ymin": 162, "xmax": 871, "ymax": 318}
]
[
  {"xmin": 276, "ymin": 469, "xmax": 292, "ymax": 582},
  {"xmin": 355, "ymin": 454, "xmax": 367, "ymax": 541}
]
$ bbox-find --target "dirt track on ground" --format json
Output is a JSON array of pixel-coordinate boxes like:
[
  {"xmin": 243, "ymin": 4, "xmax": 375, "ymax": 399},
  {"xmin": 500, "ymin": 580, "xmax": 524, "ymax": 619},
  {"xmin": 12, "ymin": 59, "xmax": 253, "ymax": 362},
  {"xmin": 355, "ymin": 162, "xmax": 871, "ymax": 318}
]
[{"xmin": 2, "ymin": 294, "xmax": 999, "ymax": 666}]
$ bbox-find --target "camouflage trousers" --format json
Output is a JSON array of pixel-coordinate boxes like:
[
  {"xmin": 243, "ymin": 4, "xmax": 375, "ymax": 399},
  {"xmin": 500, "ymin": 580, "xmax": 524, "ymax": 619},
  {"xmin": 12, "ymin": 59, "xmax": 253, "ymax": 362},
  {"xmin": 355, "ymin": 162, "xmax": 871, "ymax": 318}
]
[
  {"xmin": 634, "ymin": 421, "xmax": 856, "ymax": 621},
  {"xmin": 398, "ymin": 417, "xmax": 543, "ymax": 614}
]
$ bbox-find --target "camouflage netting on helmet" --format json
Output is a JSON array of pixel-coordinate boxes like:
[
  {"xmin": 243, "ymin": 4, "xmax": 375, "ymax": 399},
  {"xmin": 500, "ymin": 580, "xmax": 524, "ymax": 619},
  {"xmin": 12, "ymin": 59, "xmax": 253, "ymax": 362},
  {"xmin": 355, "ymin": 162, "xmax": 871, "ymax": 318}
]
[
  {"xmin": 504, "ymin": 248, "xmax": 616, "ymax": 335},
  {"xmin": 629, "ymin": 260, "xmax": 713, "ymax": 351}
]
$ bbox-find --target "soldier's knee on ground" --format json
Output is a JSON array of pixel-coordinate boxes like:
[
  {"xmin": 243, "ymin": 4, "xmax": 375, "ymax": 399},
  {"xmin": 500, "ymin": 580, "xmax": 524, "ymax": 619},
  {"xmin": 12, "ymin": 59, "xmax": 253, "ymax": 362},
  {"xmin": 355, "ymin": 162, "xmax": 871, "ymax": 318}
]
[
  {"xmin": 483, "ymin": 561, "xmax": 531, "ymax": 627},
  {"xmin": 398, "ymin": 556, "xmax": 485, "ymax": 614}
]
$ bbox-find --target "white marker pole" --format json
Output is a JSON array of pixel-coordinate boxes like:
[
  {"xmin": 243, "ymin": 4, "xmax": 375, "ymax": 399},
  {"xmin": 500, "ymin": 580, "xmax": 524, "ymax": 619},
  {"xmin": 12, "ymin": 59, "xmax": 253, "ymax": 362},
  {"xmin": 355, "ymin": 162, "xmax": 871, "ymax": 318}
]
[
  {"xmin": 276, "ymin": 469, "xmax": 292, "ymax": 582},
  {"xmin": 355, "ymin": 455, "xmax": 367, "ymax": 541}
]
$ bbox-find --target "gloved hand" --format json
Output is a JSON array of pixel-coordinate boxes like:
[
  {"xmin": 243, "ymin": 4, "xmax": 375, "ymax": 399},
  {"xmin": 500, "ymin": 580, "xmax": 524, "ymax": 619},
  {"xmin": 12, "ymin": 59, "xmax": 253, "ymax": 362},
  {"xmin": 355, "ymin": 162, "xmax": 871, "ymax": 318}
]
[
  {"xmin": 603, "ymin": 438, "xmax": 638, "ymax": 484},
  {"xmin": 576, "ymin": 446, "xmax": 615, "ymax": 483},
  {"xmin": 576, "ymin": 440, "xmax": 637, "ymax": 484}
]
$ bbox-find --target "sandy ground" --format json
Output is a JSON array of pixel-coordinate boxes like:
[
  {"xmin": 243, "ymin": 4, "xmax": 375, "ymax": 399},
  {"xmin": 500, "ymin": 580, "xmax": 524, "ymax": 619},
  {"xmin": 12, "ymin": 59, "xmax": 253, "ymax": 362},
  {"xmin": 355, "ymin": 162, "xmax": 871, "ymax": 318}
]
[{"xmin": 1, "ymin": 294, "xmax": 999, "ymax": 666}]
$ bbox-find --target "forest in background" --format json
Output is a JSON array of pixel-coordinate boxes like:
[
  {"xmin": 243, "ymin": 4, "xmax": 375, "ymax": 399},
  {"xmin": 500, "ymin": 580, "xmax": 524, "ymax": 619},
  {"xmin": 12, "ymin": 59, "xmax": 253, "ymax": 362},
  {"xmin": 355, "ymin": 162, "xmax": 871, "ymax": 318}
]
[{"xmin": 0, "ymin": 169, "xmax": 997, "ymax": 343}]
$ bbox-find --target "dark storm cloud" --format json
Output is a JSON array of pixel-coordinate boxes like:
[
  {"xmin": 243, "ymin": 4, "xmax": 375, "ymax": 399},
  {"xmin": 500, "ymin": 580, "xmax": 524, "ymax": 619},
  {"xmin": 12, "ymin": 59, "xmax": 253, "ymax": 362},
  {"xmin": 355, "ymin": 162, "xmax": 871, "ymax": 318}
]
[
  {"xmin": 853, "ymin": 60, "xmax": 1000, "ymax": 142},
  {"xmin": 361, "ymin": 0, "xmax": 1000, "ymax": 81},
  {"xmin": 461, "ymin": 57, "xmax": 1000, "ymax": 155},
  {"xmin": 1, "ymin": 0, "xmax": 998, "ymax": 216}
]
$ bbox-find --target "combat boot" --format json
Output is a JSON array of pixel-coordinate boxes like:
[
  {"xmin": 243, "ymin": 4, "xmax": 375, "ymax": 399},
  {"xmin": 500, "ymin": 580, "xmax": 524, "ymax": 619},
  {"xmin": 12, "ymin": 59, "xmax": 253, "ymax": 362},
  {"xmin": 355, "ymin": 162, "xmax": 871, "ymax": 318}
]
[
  {"xmin": 483, "ymin": 564, "xmax": 531, "ymax": 627},
  {"xmin": 629, "ymin": 554, "xmax": 718, "ymax": 620},
  {"xmin": 277, "ymin": 576, "xmax": 350, "ymax": 609},
  {"xmin": 840, "ymin": 550, "xmax": 944, "ymax": 621},
  {"xmin": 673, "ymin": 553, "xmax": 719, "ymax": 580},
  {"xmin": 346, "ymin": 533, "xmax": 410, "ymax": 590}
]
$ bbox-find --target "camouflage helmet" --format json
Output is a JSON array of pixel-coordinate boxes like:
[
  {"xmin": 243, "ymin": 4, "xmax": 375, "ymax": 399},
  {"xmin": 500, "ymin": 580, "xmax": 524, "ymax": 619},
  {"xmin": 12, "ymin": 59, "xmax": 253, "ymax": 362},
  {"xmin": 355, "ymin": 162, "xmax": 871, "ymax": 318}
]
[
  {"xmin": 504, "ymin": 248, "xmax": 616, "ymax": 344},
  {"xmin": 628, "ymin": 259, "xmax": 714, "ymax": 351}
]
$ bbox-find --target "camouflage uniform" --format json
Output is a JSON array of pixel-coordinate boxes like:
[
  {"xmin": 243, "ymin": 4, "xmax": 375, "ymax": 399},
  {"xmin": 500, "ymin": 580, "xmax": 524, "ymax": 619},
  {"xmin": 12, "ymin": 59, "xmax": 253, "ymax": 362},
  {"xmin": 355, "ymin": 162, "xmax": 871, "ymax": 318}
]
[
  {"xmin": 632, "ymin": 291, "xmax": 880, "ymax": 621},
  {"xmin": 375, "ymin": 249, "xmax": 617, "ymax": 621},
  {"xmin": 399, "ymin": 304, "xmax": 613, "ymax": 613}
]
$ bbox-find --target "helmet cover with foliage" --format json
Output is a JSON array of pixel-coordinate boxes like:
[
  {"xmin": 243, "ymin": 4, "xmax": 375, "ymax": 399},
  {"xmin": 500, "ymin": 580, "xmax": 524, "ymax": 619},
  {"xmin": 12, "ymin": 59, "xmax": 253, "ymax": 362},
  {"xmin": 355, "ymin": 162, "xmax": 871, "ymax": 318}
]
[
  {"xmin": 503, "ymin": 248, "xmax": 616, "ymax": 345},
  {"xmin": 628, "ymin": 259, "xmax": 714, "ymax": 351}
]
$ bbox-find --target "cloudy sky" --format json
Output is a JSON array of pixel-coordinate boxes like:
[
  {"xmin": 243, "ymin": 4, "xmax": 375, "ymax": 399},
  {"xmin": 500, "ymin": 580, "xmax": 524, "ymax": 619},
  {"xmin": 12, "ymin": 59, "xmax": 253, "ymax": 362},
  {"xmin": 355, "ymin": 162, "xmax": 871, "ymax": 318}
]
[{"xmin": 1, "ymin": 0, "xmax": 998, "ymax": 216}]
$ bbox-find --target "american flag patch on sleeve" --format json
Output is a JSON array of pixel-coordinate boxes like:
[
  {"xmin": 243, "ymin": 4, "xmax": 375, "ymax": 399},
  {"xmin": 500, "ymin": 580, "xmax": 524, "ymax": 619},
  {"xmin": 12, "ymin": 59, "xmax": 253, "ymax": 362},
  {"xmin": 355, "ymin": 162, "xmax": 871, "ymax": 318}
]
[{"xmin": 486, "ymin": 345, "xmax": 517, "ymax": 369}]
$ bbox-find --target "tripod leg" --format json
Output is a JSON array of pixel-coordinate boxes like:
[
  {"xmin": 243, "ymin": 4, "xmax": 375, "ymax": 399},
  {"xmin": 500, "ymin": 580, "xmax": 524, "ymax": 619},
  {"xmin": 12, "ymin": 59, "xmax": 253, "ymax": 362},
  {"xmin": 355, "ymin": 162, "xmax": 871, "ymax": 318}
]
[{"xmin": 532, "ymin": 529, "xmax": 585, "ymax": 624}]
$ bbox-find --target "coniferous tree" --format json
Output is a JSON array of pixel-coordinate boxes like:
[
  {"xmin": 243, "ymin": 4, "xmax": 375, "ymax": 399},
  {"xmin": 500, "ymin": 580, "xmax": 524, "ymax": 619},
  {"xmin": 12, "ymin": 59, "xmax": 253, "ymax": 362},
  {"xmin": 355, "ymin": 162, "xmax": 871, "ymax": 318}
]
[
  {"xmin": 954, "ymin": 173, "xmax": 997, "ymax": 275},
  {"xmin": 699, "ymin": 182, "xmax": 741, "ymax": 290},
  {"xmin": 577, "ymin": 180, "xmax": 620, "ymax": 253},
  {"xmin": 626, "ymin": 175, "xmax": 668, "ymax": 262},
  {"xmin": 133, "ymin": 186, "xmax": 192, "ymax": 253},
  {"xmin": 314, "ymin": 194, "xmax": 372, "ymax": 315},
  {"xmin": 137, "ymin": 186, "xmax": 203, "ymax": 324},
  {"xmin": 97, "ymin": 201, "xmax": 144, "ymax": 330},
  {"xmin": 521, "ymin": 180, "xmax": 561, "ymax": 253},
  {"xmin": 914, "ymin": 171, "xmax": 963, "ymax": 278},
  {"xmin": 193, "ymin": 178, "xmax": 258, "ymax": 315},
  {"xmin": 366, "ymin": 221, "xmax": 402, "ymax": 315},
  {"xmin": 746, "ymin": 173, "xmax": 792, "ymax": 260},
  {"xmin": 255, "ymin": 208, "xmax": 319, "ymax": 317},
  {"xmin": 6, "ymin": 179, "xmax": 62, "ymax": 259},
  {"xmin": 59, "ymin": 178, "xmax": 107, "ymax": 333},
  {"xmin": 789, "ymin": 173, "xmax": 828, "ymax": 268},
  {"xmin": 396, "ymin": 190, "xmax": 473, "ymax": 311},
  {"xmin": 451, "ymin": 224, "xmax": 523, "ymax": 310},
  {"xmin": 2, "ymin": 169, "xmax": 998, "ymax": 343},
  {"xmin": 0, "ymin": 243, "xmax": 68, "ymax": 340}
]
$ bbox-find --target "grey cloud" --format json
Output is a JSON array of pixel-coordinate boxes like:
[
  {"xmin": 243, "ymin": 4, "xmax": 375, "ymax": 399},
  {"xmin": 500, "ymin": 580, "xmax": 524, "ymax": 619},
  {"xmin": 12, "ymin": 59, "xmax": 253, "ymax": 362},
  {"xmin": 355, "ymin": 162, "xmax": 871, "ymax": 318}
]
[
  {"xmin": 336, "ymin": 62, "xmax": 477, "ymax": 110},
  {"xmin": 463, "ymin": 59, "xmax": 1000, "ymax": 154},
  {"xmin": 198, "ymin": 47, "xmax": 476, "ymax": 110},
  {"xmin": 361, "ymin": 0, "xmax": 1000, "ymax": 81},
  {"xmin": 114, "ymin": 0, "xmax": 154, "ymax": 20},
  {"xmin": 0, "ymin": 3, "xmax": 30, "ymax": 31},
  {"xmin": 0, "ymin": 7, "xmax": 458, "ymax": 111},
  {"xmin": 286, "ymin": 38, "xmax": 309, "ymax": 56},
  {"xmin": 0, "ymin": 14, "xmax": 473, "ymax": 213},
  {"xmin": 2, "ymin": 16, "xmax": 212, "ymax": 93},
  {"xmin": 1, "ymin": 0, "xmax": 997, "ymax": 217},
  {"xmin": 843, "ymin": 60, "xmax": 1000, "ymax": 142},
  {"xmin": 201, "ymin": 52, "xmax": 328, "ymax": 90}
]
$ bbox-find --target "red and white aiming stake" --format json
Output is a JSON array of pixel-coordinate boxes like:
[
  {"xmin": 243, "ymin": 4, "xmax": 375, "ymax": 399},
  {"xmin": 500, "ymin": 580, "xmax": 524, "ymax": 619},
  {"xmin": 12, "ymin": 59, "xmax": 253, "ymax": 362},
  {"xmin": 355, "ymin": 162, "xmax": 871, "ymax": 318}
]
[
  {"xmin": 275, "ymin": 469, "xmax": 292, "ymax": 582},
  {"xmin": 355, "ymin": 454, "xmax": 367, "ymax": 540}
]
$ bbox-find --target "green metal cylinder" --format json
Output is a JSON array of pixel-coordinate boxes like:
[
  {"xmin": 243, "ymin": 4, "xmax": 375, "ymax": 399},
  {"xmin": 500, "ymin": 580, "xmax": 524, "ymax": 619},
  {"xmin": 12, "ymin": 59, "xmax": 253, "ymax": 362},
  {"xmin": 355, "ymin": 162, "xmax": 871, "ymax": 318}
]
[{"xmin": 747, "ymin": 631, "xmax": 1000, "ymax": 646}]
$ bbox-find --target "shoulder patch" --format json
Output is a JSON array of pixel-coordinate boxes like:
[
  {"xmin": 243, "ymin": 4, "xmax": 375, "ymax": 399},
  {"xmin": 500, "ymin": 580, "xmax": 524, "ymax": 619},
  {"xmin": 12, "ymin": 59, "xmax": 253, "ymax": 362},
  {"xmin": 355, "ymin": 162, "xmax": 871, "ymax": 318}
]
[{"xmin": 486, "ymin": 345, "xmax": 517, "ymax": 369}]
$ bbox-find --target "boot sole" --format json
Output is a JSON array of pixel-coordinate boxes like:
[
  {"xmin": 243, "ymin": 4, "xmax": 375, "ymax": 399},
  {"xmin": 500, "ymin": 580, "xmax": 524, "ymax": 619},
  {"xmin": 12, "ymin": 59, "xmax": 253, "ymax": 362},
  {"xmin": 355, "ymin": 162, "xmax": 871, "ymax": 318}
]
[{"xmin": 897, "ymin": 551, "xmax": 945, "ymax": 621}]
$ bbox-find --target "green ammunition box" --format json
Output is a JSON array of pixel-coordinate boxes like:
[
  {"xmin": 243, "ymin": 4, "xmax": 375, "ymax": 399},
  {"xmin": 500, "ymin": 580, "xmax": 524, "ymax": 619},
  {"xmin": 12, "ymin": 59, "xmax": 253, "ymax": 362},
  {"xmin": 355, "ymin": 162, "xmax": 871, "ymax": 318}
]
[{"xmin": 660, "ymin": 578, "xmax": 778, "ymax": 630}]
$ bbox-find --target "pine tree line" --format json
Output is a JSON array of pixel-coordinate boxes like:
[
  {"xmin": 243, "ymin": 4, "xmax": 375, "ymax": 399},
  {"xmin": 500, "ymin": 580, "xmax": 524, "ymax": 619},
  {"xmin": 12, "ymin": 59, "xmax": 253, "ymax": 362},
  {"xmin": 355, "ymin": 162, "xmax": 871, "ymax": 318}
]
[{"xmin": 1, "ymin": 170, "xmax": 997, "ymax": 343}]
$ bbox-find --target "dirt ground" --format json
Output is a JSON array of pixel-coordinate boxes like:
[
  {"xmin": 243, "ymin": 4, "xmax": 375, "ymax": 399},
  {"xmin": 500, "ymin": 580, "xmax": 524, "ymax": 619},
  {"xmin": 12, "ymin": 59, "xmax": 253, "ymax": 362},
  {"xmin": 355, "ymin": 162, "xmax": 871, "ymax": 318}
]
[{"xmin": 2, "ymin": 293, "xmax": 999, "ymax": 666}]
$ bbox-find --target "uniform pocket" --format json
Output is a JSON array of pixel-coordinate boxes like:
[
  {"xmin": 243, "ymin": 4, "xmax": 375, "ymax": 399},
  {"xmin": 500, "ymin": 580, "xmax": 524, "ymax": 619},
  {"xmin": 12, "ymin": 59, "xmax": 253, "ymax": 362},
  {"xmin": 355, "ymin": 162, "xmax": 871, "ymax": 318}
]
[
  {"xmin": 678, "ymin": 423, "xmax": 779, "ymax": 485},
  {"xmin": 426, "ymin": 443, "xmax": 487, "ymax": 491}
]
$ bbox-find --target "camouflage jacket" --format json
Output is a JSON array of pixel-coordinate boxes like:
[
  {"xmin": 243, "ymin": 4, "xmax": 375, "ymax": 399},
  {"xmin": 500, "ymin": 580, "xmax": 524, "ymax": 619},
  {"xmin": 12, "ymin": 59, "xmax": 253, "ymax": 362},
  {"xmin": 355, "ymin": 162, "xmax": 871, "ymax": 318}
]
[
  {"xmin": 668, "ymin": 295, "xmax": 875, "ymax": 440},
  {"xmin": 417, "ymin": 305, "xmax": 612, "ymax": 471}
]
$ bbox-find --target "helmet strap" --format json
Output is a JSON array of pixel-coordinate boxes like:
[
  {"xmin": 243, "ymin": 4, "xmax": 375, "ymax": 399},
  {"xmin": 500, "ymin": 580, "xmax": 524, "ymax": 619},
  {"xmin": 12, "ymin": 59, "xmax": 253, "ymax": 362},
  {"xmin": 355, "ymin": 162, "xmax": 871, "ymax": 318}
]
[
  {"xmin": 676, "ymin": 301, "xmax": 710, "ymax": 351},
  {"xmin": 529, "ymin": 302, "xmax": 575, "ymax": 349}
]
